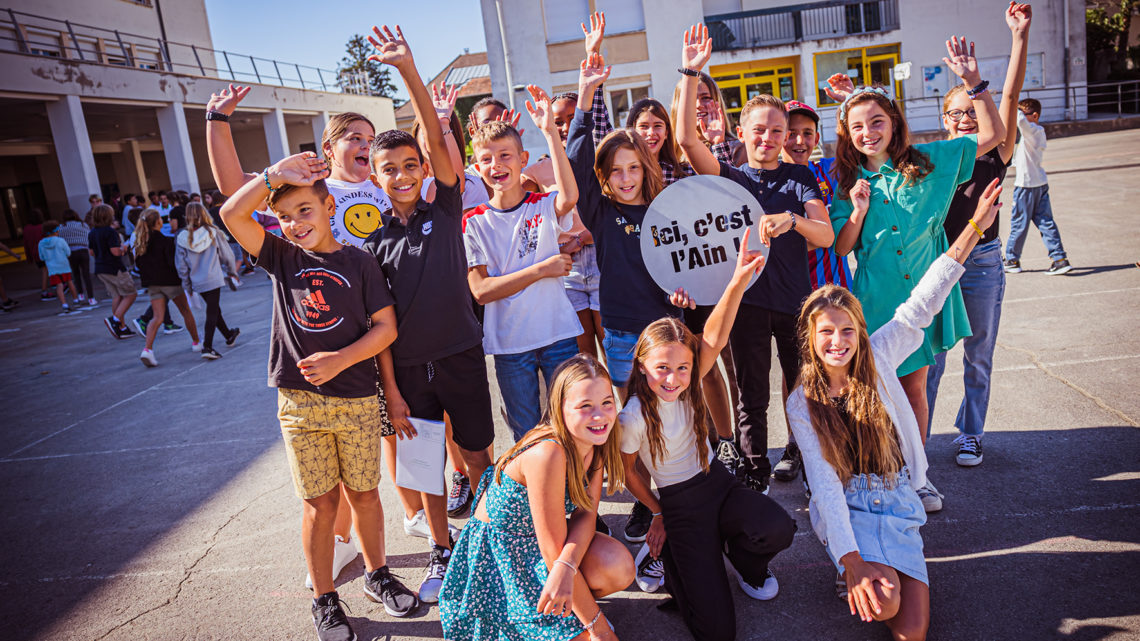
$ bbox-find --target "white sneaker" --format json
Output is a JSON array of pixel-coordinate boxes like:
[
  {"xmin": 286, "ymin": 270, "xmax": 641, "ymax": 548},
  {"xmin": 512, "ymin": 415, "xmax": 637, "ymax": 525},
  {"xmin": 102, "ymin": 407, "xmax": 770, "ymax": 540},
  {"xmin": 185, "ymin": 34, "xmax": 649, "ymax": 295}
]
[
  {"xmin": 723, "ymin": 554, "xmax": 778, "ymax": 600},
  {"xmin": 139, "ymin": 349, "xmax": 157, "ymax": 367},
  {"xmin": 953, "ymin": 434, "xmax": 984, "ymax": 467},
  {"xmin": 634, "ymin": 543, "xmax": 665, "ymax": 593},
  {"xmin": 917, "ymin": 480, "xmax": 944, "ymax": 513},
  {"xmin": 191, "ymin": 342, "xmax": 202, "ymax": 353},
  {"xmin": 417, "ymin": 543, "xmax": 450, "ymax": 603},
  {"xmin": 87, "ymin": 298, "xmax": 98, "ymax": 306},
  {"xmin": 403, "ymin": 509, "xmax": 459, "ymax": 541},
  {"xmin": 304, "ymin": 534, "xmax": 359, "ymax": 589}
]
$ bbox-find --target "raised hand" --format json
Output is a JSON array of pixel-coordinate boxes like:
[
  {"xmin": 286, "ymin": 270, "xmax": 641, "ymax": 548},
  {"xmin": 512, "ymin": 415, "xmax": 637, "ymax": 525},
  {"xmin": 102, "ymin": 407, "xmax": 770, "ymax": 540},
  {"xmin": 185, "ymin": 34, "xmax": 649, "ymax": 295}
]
[
  {"xmin": 942, "ymin": 35, "xmax": 981, "ymax": 86},
  {"xmin": 733, "ymin": 227, "xmax": 766, "ymax": 280},
  {"xmin": 578, "ymin": 52, "xmax": 611, "ymax": 93},
  {"xmin": 698, "ymin": 103, "xmax": 726, "ymax": 144},
  {"xmin": 582, "ymin": 11, "xmax": 605, "ymax": 56},
  {"xmin": 430, "ymin": 82, "xmax": 459, "ymax": 120},
  {"xmin": 524, "ymin": 84, "xmax": 559, "ymax": 139},
  {"xmin": 268, "ymin": 152, "xmax": 330, "ymax": 188},
  {"xmin": 850, "ymin": 179, "xmax": 871, "ymax": 214},
  {"xmin": 1005, "ymin": 1, "xmax": 1032, "ymax": 35},
  {"xmin": 681, "ymin": 24, "xmax": 712, "ymax": 72},
  {"xmin": 207, "ymin": 83, "xmax": 250, "ymax": 116},
  {"xmin": 825, "ymin": 72, "xmax": 856, "ymax": 103},
  {"xmin": 367, "ymin": 24, "xmax": 414, "ymax": 70}
]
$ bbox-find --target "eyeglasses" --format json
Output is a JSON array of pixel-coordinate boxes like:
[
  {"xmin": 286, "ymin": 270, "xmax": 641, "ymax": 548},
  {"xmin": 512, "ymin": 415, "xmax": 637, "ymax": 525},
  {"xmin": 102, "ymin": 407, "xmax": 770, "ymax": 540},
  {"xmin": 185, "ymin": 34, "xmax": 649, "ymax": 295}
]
[{"xmin": 944, "ymin": 108, "xmax": 977, "ymax": 121}]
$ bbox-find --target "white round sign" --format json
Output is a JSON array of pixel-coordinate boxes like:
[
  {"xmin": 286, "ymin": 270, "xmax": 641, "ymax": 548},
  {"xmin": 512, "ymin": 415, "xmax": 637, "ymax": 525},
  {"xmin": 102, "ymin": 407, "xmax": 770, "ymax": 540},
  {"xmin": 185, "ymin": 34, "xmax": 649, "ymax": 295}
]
[{"xmin": 639, "ymin": 175, "xmax": 768, "ymax": 306}]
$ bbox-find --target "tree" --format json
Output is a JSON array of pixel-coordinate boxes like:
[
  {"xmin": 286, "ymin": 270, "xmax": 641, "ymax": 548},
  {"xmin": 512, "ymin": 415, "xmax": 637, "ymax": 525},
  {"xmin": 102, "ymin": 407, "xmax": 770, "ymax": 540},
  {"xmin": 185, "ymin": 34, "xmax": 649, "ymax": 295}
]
[
  {"xmin": 337, "ymin": 34, "xmax": 397, "ymax": 97},
  {"xmin": 1086, "ymin": 0, "xmax": 1138, "ymax": 80}
]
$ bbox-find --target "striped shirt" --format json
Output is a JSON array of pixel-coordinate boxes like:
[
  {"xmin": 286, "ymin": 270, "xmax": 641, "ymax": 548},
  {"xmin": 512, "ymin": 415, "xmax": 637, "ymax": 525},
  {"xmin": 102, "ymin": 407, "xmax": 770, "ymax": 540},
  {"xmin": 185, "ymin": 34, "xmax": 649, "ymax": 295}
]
[
  {"xmin": 807, "ymin": 158, "xmax": 852, "ymax": 290},
  {"xmin": 56, "ymin": 221, "xmax": 91, "ymax": 250}
]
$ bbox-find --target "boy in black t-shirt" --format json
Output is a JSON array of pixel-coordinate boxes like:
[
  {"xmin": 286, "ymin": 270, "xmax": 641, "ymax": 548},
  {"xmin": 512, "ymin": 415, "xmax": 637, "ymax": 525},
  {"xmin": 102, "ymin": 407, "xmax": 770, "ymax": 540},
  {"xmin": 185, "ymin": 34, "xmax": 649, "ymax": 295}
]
[
  {"xmin": 220, "ymin": 153, "xmax": 419, "ymax": 640},
  {"xmin": 361, "ymin": 25, "xmax": 496, "ymax": 606}
]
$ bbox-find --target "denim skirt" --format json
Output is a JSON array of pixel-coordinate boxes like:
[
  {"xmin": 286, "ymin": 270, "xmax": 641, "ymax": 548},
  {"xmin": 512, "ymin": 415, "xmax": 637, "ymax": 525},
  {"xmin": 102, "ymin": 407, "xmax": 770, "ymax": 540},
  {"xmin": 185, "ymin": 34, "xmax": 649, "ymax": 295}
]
[{"xmin": 826, "ymin": 468, "xmax": 928, "ymax": 585}]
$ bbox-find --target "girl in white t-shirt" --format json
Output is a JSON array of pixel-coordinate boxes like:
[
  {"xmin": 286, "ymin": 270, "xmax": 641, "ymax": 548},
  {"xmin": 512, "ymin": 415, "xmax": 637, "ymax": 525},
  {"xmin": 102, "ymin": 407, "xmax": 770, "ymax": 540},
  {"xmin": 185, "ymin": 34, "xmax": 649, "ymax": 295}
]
[{"xmin": 618, "ymin": 230, "xmax": 796, "ymax": 641}]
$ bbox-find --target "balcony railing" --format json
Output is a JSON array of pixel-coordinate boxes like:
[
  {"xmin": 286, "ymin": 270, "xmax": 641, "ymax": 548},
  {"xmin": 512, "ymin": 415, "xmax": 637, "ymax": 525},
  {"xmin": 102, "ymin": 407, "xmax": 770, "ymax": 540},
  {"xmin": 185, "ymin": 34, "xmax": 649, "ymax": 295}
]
[
  {"xmin": 0, "ymin": 7, "xmax": 354, "ymax": 93},
  {"xmin": 706, "ymin": 0, "xmax": 900, "ymax": 51}
]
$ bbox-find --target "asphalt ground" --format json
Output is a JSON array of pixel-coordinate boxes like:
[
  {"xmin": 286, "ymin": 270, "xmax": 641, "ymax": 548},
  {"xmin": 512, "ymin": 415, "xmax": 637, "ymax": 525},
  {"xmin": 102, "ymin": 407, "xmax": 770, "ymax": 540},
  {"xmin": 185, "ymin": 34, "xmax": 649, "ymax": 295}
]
[{"xmin": 1, "ymin": 128, "xmax": 1138, "ymax": 641}]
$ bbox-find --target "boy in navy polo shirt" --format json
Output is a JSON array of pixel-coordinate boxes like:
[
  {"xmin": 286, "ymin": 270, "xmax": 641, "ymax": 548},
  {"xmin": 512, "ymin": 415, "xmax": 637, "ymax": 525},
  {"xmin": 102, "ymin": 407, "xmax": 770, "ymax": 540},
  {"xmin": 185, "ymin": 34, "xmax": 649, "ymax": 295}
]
[
  {"xmin": 361, "ymin": 24, "xmax": 496, "ymax": 605},
  {"xmin": 677, "ymin": 25, "xmax": 835, "ymax": 493}
]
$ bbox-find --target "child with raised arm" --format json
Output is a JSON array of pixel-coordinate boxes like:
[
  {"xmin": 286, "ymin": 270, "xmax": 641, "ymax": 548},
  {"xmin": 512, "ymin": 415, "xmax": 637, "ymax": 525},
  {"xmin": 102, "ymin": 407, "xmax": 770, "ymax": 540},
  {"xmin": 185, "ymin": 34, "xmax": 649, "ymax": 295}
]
[
  {"xmin": 464, "ymin": 86, "xmax": 582, "ymax": 441},
  {"xmin": 676, "ymin": 26, "xmax": 835, "ymax": 496},
  {"xmin": 621, "ymin": 230, "xmax": 796, "ymax": 641},
  {"xmin": 788, "ymin": 178, "xmax": 1003, "ymax": 641},
  {"xmin": 440, "ymin": 354, "xmax": 633, "ymax": 641},
  {"xmin": 220, "ymin": 151, "xmax": 418, "ymax": 640},
  {"xmin": 825, "ymin": 33, "xmax": 1005, "ymax": 512},
  {"xmin": 361, "ymin": 24, "xmax": 496, "ymax": 605}
]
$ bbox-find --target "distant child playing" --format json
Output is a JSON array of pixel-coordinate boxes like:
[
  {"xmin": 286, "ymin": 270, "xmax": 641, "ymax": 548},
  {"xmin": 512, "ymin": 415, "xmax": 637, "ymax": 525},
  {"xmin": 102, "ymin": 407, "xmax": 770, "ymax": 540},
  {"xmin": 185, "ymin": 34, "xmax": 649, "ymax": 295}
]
[
  {"xmin": 133, "ymin": 209, "xmax": 201, "ymax": 367},
  {"xmin": 37, "ymin": 220, "xmax": 81, "ymax": 314}
]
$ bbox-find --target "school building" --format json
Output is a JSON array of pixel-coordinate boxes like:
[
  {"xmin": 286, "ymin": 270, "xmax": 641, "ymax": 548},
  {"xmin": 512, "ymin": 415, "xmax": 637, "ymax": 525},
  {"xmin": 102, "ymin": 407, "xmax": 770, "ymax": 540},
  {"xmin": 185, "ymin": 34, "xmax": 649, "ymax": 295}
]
[
  {"xmin": 0, "ymin": 0, "xmax": 395, "ymax": 245},
  {"xmin": 479, "ymin": 0, "xmax": 1088, "ymax": 152}
]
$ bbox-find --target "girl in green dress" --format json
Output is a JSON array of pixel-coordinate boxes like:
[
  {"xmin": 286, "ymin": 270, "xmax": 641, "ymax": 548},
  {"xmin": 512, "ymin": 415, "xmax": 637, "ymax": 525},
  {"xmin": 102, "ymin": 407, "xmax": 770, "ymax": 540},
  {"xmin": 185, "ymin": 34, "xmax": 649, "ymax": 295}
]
[
  {"xmin": 439, "ymin": 354, "xmax": 633, "ymax": 641},
  {"xmin": 827, "ymin": 35, "xmax": 1006, "ymax": 511}
]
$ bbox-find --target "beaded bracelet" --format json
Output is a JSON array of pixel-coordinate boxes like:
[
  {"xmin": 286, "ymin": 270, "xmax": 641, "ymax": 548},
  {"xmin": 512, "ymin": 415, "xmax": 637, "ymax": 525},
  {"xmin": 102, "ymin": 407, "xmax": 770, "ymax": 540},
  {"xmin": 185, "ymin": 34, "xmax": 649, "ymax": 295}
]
[
  {"xmin": 582, "ymin": 609, "xmax": 603, "ymax": 632},
  {"xmin": 966, "ymin": 80, "xmax": 990, "ymax": 99},
  {"xmin": 262, "ymin": 169, "xmax": 277, "ymax": 193}
]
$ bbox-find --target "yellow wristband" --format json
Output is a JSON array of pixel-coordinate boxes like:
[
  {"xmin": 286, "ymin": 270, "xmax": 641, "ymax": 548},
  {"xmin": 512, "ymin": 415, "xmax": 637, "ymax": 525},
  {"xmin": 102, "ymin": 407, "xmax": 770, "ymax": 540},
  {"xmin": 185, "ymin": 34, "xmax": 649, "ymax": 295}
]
[{"xmin": 968, "ymin": 218, "xmax": 984, "ymax": 239}]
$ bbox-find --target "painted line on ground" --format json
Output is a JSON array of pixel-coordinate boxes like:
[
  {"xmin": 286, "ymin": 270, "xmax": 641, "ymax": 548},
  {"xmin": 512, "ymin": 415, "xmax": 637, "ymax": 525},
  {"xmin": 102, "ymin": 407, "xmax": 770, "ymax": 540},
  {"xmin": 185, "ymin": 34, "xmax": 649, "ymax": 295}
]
[
  {"xmin": 1003, "ymin": 286, "xmax": 1140, "ymax": 304},
  {"xmin": 0, "ymin": 327, "xmax": 21, "ymax": 334},
  {"xmin": 0, "ymin": 437, "xmax": 275, "ymax": 463},
  {"xmin": 941, "ymin": 352, "xmax": 1140, "ymax": 377}
]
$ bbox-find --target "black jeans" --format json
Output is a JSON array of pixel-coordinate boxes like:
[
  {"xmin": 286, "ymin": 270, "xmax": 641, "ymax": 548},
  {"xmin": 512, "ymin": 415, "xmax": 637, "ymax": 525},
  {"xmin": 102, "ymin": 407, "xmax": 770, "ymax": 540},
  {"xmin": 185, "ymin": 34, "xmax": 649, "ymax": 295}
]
[
  {"xmin": 727, "ymin": 303, "xmax": 801, "ymax": 479},
  {"xmin": 658, "ymin": 460, "xmax": 796, "ymax": 641},
  {"xmin": 68, "ymin": 249, "xmax": 93, "ymax": 299},
  {"xmin": 199, "ymin": 288, "xmax": 230, "ymax": 349}
]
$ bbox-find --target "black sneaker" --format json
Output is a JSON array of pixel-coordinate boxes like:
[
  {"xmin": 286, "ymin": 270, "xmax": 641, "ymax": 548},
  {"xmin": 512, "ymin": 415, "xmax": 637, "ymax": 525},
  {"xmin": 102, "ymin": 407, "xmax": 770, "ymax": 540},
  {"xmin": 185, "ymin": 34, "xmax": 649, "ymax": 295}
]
[
  {"xmin": 1002, "ymin": 258, "xmax": 1022, "ymax": 273},
  {"xmin": 741, "ymin": 471, "xmax": 770, "ymax": 495},
  {"xmin": 104, "ymin": 316, "xmax": 120, "ymax": 338},
  {"xmin": 624, "ymin": 500, "xmax": 652, "ymax": 543},
  {"xmin": 446, "ymin": 470, "xmax": 473, "ymax": 518},
  {"xmin": 134, "ymin": 317, "xmax": 148, "ymax": 335},
  {"xmin": 1, "ymin": 298, "xmax": 18, "ymax": 310},
  {"xmin": 312, "ymin": 591, "xmax": 356, "ymax": 641},
  {"xmin": 1046, "ymin": 258, "xmax": 1072, "ymax": 275},
  {"xmin": 595, "ymin": 514, "xmax": 610, "ymax": 536},
  {"xmin": 225, "ymin": 327, "xmax": 240, "ymax": 347},
  {"xmin": 201, "ymin": 348, "xmax": 222, "ymax": 360},
  {"xmin": 772, "ymin": 442, "xmax": 802, "ymax": 482},
  {"xmin": 363, "ymin": 565, "xmax": 418, "ymax": 617},
  {"xmin": 716, "ymin": 438, "xmax": 741, "ymax": 475},
  {"xmin": 116, "ymin": 324, "xmax": 137, "ymax": 339},
  {"xmin": 241, "ymin": 264, "xmax": 256, "ymax": 275},
  {"xmin": 163, "ymin": 322, "xmax": 183, "ymax": 335}
]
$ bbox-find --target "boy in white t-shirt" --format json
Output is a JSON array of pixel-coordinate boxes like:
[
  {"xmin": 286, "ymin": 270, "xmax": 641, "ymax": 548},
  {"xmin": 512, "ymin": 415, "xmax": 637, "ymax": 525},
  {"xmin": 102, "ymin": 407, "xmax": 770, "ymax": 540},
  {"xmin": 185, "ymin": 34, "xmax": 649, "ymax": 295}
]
[{"xmin": 463, "ymin": 90, "xmax": 582, "ymax": 440}]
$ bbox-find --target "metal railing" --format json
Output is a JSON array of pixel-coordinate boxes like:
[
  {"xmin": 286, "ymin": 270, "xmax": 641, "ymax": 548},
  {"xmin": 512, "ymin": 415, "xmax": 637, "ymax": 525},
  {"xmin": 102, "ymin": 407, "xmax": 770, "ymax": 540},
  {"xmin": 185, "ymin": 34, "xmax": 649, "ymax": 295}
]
[
  {"xmin": 0, "ymin": 7, "xmax": 356, "ymax": 93},
  {"xmin": 1086, "ymin": 79, "xmax": 1140, "ymax": 115},
  {"xmin": 706, "ymin": 0, "xmax": 899, "ymax": 51}
]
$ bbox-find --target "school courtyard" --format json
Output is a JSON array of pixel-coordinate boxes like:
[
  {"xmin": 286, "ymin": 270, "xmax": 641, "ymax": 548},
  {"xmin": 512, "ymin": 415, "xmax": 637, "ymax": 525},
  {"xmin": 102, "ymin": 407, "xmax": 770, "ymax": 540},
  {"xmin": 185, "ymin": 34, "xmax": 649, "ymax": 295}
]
[{"xmin": 0, "ymin": 127, "xmax": 1137, "ymax": 641}]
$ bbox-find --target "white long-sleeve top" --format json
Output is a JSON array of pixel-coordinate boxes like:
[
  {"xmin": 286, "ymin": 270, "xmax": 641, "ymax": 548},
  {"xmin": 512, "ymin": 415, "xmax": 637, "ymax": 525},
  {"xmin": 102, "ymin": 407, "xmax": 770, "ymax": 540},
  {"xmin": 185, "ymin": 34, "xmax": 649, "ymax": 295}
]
[
  {"xmin": 786, "ymin": 254, "xmax": 965, "ymax": 562},
  {"xmin": 1013, "ymin": 111, "xmax": 1048, "ymax": 188}
]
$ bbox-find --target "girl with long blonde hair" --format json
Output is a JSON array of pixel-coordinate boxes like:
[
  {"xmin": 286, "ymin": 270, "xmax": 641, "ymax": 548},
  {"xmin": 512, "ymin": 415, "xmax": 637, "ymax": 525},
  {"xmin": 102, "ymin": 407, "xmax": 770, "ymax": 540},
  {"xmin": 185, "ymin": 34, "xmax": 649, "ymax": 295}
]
[
  {"xmin": 134, "ymin": 208, "xmax": 200, "ymax": 366},
  {"xmin": 787, "ymin": 179, "xmax": 1002, "ymax": 641},
  {"xmin": 439, "ymin": 354, "xmax": 633, "ymax": 641},
  {"xmin": 176, "ymin": 202, "xmax": 238, "ymax": 360}
]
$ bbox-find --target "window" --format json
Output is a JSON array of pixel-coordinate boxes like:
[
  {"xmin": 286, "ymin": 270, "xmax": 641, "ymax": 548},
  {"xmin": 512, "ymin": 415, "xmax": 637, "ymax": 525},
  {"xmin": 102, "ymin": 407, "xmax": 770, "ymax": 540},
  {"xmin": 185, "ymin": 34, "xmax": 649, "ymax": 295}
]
[
  {"xmin": 609, "ymin": 85, "xmax": 650, "ymax": 126},
  {"xmin": 710, "ymin": 60, "xmax": 797, "ymax": 121},
  {"xmin": 544, "ymin": 0, "xmax": 589, "ymax": 43},
  {"xmin": 813, "ymin": 44, "xmax": 901, "ymax": 106},
  {"xmin": 595, "ymin": 0, "xmax": 645, "ymax": 33}
]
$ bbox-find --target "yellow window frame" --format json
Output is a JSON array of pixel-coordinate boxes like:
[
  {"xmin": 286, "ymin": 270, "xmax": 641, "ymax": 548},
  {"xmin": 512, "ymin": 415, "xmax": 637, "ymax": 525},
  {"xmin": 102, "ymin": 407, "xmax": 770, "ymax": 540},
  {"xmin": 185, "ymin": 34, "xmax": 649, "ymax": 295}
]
[
  {"xmin": 709, "ymin": 59, "xmax": 798, "ymax": 119},
  {"xmin": 812, "ymin": 43, "xmax": 904, "ymax": 107}
]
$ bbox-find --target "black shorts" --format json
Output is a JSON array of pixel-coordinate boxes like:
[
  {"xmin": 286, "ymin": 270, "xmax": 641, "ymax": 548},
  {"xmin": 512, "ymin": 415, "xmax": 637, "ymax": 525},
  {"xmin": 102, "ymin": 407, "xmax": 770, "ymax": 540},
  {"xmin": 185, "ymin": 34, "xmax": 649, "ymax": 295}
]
[
  {"xmin": 394, "ymin": 344, "xmax": 495, "ymax": 452},
  {"xmin": 683, "ymin": 304, "xmax": 714, "ymax": 335}
]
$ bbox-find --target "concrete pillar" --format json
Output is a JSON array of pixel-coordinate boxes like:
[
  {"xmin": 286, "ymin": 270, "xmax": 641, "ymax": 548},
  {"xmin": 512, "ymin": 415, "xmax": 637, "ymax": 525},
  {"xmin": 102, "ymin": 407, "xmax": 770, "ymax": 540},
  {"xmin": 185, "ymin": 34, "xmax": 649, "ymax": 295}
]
[
  {"xmin": 45, "ymin": 95, "xmax": 101, "ymax": 213},
  {"xmin": 263, "ymin": 107, "xmax": 290, "ymax": 163},
  {"xmin": 312, "ymin": 111, "xmax": 330, "ymax": 157},
  {"xmin": 156, "ymin": 102, "xmax": 200, "ymax": 193},
  {"xmin": 126, "ymin": 140, "xmax": 149, "ymax": 196}
]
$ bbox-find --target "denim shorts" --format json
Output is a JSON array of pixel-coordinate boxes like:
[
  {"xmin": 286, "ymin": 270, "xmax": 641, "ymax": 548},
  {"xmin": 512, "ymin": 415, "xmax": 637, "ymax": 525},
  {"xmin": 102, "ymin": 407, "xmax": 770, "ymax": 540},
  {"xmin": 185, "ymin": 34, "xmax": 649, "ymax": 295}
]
[
  {"xmin": 602, "ymin": 327, "xmax": 639, "ymax": 388},
  {"xmin": 563, "ymin": 245, "xmax": 600, "ymax": 312},
  {"xmin": 826, "ymin": 468, "xmax": 928, "ymax": 585}
]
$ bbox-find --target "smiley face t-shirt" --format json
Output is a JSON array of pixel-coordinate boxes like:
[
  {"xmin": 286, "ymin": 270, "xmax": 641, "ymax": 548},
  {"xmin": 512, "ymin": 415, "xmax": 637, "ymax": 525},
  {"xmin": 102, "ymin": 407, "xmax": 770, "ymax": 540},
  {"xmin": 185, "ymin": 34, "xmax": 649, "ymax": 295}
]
[{"xmin": 325, "ymin": 178, "xmax": 392, "ymax": 247}]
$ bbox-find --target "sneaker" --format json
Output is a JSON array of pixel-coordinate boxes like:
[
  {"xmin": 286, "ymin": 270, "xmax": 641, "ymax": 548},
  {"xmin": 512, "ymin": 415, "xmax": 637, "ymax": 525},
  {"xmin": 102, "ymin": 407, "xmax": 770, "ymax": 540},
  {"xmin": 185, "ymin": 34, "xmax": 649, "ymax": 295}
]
[
  {"xmin": 58, "ymin": 306, "xmax": 74, "ymax": 315},
  {"xmin": 311, "ymin": 591, "xmax": 356, "ymax": 641},
  {"xmin": 953, "ymin": 434, "xmax": 984, "ymax": 467},
  {"xmin": 225, "ymin": 275, "xmax": 239, "ymax": 291},
  {"xmin": 116, "ymin": 324, "xmax": 137, "ymax": 339},
  {"xmin": 835, "ymin": 572, "xmax": 848, "ymax": 600},
  {"xmin": 40, "ymin": 290, "xmax": 55, "ymax": 300},
  {"xmin": 1046, "ymin": 258, "xmax": 1072, "ymax": 275},
  {"xmin": 241, "ymin": 264, "xmax": 256, "ymax": 275},
  {"xmin": 917, "ymin": 480, "xmax": 944, "ymax": 513},
  {"xmin": 225, "ymin": 327, "xmax": 240, "ymax": 347},
  {"xmin": 624, "ymin": 501, "xmax": 653, "ymax": 543},
  {"xmin": 417, "ymin": 543, "xmax": 450, "ymax": 603},
  {"xmin": 134, "ymin": 317, "xmax": 148, "ymax": 335},
  {"xmin": 1003, "ymin": 258, "xmax": 1022, "ymax": 273},
  {"xmin": 201, "ymin": 347, "xmax": 221, "ymax": 360},
  {"xmin": 716, "ymin": 438, "xmax": 742, "ymax": 475},
  {"xmin": 446, "ymin": 471, "xmax": 473, "ymax": 518},
  {"xmin": 104, "ymin": 316, "xmax": 120, "ymax": 338},
  {"xmin": 305, "ymin": 535, "xmax": 360, "ymax": 590},
  {"xmin": 191, "ymin": 341, "xmax": 203, "ymax": 353},
  {"xmin": 634, "ymin": 543, "xmax": 665, "ymax": 593},
  {"xmin": 595, "ymin": 514, "xmax": 610, "ymax": 537},
  {"xmin": 740, "ymin": 471, "xmax": 770, "ymax": 495},
  {"xmin": 87, "ymin": 298, "xmax": 98, "ymax": 306},
  {"xmin": 363, "ymin": 565, "xmax": 418, "ymax": 617},
  {"xmin": 1, "ymin": 298, "xmax": 19, "ymax": 310},
  {"xmin": 772, "ymin": 442, "xmax": 802, "ymax": 482},
  {"xmin": 163, "ymin": 322, "xmax": 183, "ymax": 334},
  {"xmin": 402, "ymin": 509, "xmax": 459, "ymax": 540},
  {"xmin": 140, "ymin": 348, "xmax": 158, "ymax": 367},
  {"xmin": 723, "ymin": 555, "xmax": 779, "ymax": 600}
]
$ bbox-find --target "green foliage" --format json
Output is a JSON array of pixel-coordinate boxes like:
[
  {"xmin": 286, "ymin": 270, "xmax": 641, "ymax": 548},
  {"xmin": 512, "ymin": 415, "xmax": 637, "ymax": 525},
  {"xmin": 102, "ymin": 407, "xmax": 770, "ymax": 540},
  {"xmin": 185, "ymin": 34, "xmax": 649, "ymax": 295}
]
[{"xmin": 337, "ymin": 34, "xmax": 397, "ymax": 98}]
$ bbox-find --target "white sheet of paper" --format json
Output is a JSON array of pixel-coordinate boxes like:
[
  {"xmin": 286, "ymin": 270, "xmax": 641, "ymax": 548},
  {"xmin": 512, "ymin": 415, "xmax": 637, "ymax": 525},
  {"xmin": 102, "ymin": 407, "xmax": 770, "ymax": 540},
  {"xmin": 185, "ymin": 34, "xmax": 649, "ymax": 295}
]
[{"xmin": 395, "ymin": 417, "xmax": 446, "ymax": 496}]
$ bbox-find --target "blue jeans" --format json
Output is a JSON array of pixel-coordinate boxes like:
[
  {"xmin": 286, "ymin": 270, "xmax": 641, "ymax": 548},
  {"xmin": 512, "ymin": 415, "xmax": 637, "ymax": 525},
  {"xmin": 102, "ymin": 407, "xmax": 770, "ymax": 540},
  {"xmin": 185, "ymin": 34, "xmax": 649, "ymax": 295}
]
[
  {"xmin": 494, "ymin": 337, "xmax": 580, "ymax": 441},
  {"xmin": 602, "ymin": 328, "xmax": 639, "ymax": 388},
  {"xmin": 926, "ymin": 238, "xmax": 1005, "ymax": 437},
  {"xmin": 1006, "ymin": 185, "xmax": 1066, "ymax": 262}
]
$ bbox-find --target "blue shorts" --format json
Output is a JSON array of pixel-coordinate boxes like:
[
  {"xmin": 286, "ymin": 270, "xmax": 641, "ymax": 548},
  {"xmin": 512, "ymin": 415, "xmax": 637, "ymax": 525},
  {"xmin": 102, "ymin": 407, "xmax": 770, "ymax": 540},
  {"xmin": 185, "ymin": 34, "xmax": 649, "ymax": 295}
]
[
  {"xmin": 602, "ymin": 327, "xmax": 638, "ymax": 388},
  {"xmin": 826, "ymin": 468, "xmax": 928, "ymax": 585},
  {"xmin": 564, "ymin": 245, "xmax": 600, "ymax": 312}
]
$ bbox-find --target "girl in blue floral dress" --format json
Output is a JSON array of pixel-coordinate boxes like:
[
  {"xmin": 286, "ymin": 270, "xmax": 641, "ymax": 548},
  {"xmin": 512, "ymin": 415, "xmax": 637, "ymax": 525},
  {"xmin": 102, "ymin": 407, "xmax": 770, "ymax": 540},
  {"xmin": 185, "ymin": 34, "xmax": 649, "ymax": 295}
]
[{"xmin": 439, "ymin": 354, "xmax": 634, "ymax": 641}]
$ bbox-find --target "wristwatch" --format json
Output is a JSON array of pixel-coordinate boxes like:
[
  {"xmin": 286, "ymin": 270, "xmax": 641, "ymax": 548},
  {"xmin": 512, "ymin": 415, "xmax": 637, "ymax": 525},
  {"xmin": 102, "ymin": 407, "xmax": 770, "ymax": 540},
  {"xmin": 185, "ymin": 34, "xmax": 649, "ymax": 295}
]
[
  {"xmin": 206, "ymin": 110, "xmax": 230, "ymax": 123},
  {"xmin": 678, "ymin": 67, "xmax": 700, "ymax": 78}
]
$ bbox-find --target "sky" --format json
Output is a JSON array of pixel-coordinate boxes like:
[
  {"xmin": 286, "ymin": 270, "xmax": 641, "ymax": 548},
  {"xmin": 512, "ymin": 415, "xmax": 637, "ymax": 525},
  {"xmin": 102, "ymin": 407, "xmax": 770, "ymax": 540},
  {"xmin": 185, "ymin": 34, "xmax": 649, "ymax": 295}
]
[{"xmin": 202, "ymin": 0, "xmax": 489, "ymax": 101}]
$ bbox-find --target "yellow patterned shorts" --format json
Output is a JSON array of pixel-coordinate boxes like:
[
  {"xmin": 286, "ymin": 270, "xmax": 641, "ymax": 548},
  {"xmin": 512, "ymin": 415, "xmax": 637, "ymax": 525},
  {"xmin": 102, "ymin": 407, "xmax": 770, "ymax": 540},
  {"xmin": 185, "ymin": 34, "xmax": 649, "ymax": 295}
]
[{"xmin": 277, "ymin": 388, "xmax": 383, "ymax": 499}]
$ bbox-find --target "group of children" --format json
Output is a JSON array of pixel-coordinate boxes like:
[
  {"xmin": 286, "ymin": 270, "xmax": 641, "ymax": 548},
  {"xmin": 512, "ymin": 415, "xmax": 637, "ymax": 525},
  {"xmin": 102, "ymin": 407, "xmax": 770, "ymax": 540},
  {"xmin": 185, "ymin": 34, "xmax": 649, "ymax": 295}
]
[{"xmin": 205, "ymin": 5, "xmax": 1063, "ymax": 641}]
